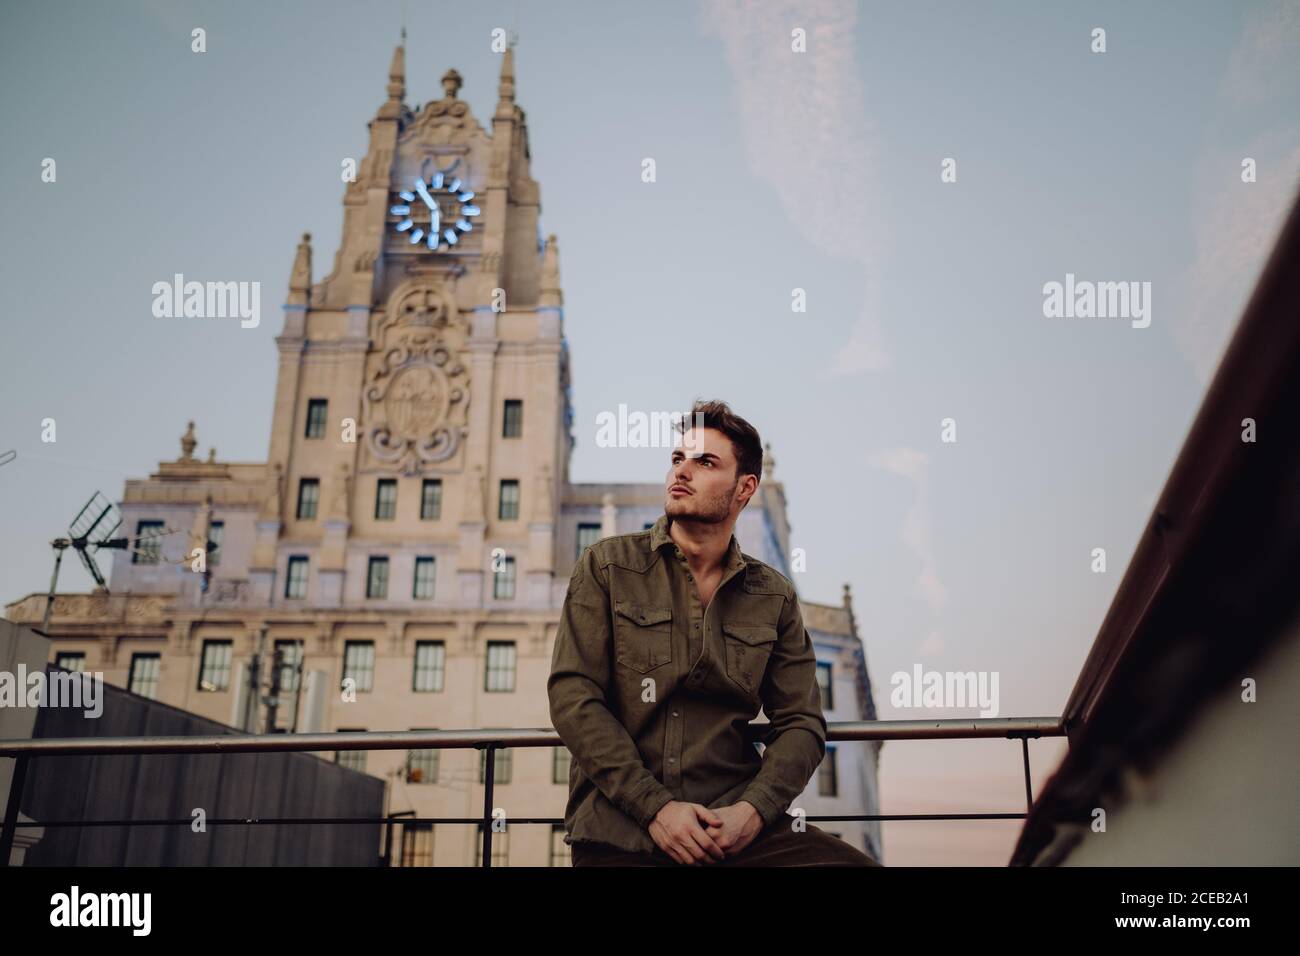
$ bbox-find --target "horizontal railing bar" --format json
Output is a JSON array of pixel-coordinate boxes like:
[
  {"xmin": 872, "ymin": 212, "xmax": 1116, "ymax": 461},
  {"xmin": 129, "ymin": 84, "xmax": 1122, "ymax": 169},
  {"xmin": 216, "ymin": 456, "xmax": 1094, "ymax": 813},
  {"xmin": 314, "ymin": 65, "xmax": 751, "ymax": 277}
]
[
  {"xmin": 0, "ymin": 717, "xmax": 1064, "ymax": 757},
  {"xmin": 4, "ymin": 812, "xmax": 1029, "ymax": 829}
]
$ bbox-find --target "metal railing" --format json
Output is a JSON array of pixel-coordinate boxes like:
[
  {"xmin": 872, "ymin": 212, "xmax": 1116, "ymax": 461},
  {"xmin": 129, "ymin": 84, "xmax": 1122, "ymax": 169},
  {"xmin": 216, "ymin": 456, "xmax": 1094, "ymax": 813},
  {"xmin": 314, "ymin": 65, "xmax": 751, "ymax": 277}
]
[{"xmin": 1, "ymin": 716, "xmax": 1065, "ymax": 866}]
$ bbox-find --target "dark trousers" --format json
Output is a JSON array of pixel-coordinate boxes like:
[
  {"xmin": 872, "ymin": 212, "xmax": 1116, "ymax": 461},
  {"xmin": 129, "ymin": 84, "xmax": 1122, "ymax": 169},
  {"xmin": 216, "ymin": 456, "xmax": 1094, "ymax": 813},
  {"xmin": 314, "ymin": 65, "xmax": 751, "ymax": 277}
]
[{"xmin": 571, "ymin": 821, "xmax": 881, "ymax": 867}]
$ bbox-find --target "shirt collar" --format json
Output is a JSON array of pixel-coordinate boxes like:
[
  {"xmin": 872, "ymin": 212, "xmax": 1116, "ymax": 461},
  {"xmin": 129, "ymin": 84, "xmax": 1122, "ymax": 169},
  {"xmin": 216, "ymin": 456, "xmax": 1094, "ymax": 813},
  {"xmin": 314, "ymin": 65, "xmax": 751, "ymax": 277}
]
[{"xmin": 648, "ymin": 513, "xmax": 747, "ymax": 573}]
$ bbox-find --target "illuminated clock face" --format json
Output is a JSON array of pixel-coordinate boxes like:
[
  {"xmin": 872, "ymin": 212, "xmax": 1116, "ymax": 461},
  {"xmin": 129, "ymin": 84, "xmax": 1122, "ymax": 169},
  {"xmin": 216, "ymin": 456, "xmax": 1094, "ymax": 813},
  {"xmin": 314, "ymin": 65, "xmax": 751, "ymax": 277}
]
[{"xmin": 390, "ymin": 168, "xmax": 481, "ymax": 251}]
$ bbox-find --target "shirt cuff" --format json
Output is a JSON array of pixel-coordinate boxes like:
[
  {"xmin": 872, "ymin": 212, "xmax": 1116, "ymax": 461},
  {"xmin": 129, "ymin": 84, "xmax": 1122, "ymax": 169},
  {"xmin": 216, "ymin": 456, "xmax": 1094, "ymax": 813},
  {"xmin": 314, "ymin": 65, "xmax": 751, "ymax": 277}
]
[
  {"xmin": 628, "ymin": 782, "xmax": 677, "ymax": 830},
  {"xmin": 737, "ymin": 785, "xmax": 786, "ymax": 829}
]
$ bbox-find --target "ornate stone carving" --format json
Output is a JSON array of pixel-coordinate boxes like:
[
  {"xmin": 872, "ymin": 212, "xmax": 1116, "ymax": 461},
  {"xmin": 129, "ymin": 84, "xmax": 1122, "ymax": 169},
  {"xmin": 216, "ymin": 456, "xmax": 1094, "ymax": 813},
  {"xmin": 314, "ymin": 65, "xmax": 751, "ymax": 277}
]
[
  {"xmin": 362, "ymin": 281, "xmax": 470, "ymax": 475},
  {"xmin": 404, "ymin": 69, "xmax": 483, "ymax": 148},
  {"xmin": 179, "ymin": 421, "xmax": 197, "ymax": 461}
]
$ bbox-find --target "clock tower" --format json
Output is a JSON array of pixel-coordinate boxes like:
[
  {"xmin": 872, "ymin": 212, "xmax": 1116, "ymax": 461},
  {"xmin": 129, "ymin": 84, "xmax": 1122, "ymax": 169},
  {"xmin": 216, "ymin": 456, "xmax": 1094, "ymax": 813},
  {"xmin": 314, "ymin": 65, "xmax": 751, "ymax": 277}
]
[{"xmin": 251, "ymin": 45, "xmax": 573, "ymax": 611}]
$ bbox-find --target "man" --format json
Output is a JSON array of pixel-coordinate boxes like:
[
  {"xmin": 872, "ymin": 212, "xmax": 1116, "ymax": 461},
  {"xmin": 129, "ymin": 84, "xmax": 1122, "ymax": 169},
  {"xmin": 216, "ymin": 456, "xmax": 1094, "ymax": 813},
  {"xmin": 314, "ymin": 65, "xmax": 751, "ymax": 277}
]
[{"xmin": 548, "ymin": 400, "xmax": 880, "ymax": 866}]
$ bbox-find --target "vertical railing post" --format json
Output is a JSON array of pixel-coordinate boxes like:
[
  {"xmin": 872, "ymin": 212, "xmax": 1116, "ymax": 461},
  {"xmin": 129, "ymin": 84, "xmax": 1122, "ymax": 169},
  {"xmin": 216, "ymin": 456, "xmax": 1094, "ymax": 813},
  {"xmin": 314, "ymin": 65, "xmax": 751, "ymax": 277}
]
[
  {"xmin": 1019, "ymin": 736, "xmax": 1033, "ymax": 812},
  {"xmin": 1, "ymin": 754, "xmax": 30, "ymax": 868},
  {"xmin": 481, "ymin": 742, "xmax": 497, "ymax": 867}
]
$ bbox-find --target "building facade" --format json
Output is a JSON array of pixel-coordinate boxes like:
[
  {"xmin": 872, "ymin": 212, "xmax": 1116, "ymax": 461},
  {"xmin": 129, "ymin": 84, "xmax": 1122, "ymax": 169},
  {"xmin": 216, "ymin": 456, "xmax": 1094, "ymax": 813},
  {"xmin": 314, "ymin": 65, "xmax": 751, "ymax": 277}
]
[{"xmin": 5, "ymin": 48, "xmax": 882, "ymax": 866}]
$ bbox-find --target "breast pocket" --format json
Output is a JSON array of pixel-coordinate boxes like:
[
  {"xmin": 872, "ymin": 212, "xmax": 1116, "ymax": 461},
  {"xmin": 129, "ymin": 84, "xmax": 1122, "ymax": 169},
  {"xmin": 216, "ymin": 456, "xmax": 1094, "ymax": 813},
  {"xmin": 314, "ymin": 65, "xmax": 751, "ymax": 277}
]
[
  {"xmin": 721, "ymin": 621, "xmax": 778, "ymax": 695},
  {"xmin": 613, "ymin": 601, "xmax": 673, "ymax": 673}
]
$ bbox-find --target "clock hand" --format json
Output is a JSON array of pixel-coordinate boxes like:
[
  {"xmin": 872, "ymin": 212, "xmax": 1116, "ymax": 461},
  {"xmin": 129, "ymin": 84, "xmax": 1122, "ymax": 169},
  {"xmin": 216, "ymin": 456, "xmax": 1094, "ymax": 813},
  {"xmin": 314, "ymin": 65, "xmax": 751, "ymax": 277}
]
[{"xmin": 414, "ymin": 178, "xmax": 437, "ymax": 210}]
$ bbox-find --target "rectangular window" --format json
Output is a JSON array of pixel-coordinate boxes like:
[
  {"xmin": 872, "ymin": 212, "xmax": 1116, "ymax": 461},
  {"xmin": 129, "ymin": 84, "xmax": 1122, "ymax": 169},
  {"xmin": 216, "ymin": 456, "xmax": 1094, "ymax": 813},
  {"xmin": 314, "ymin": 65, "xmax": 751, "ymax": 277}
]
[
  {"xmin": 54, "ymin": 651, "xmax": 85, "ymax": 672},
  {"xmin": 474, "ymin": 824, "xmax": 509, "ymax": 867},
  {"xmin": 816, "ymin": 661, "xmax": 834, "ymax": 710},
  {"xmin": 493, "ymin": 556, "xmax": 516, "ymax": 600},
  {"xmin": 407, "ymin": 728, "xmax": 439, "ymax": 785},
  {"xmin": 274, "ymin": 639, "xmax": 303, "ymax": 692},
  {"xmin": 485, "ymin": 641, "xmax": 515, "ymax": 692},
  {"xmin": 207, "ymin": 521, "xmax": 224, "ymax": 566},
  {"xmin": 366, "ymin": 556, "xmax": 389, "ymax": 598},
  {"xmin": 420, "ymin": 479, "xmax": 442, "ymax": 520},
  {"xmin": 198, "ymin": 640, "xmax": 233, "ymax": 691},
  {"xmin": 413, "ymin": 641, "xmax": 445, "ymax": 692},
  {"xmin": 576, "ymin": 523, "xmax": 601, "ymax": 559},
  {"xmin": 818, "ymin": 746, "xmax": 839, "ymax": 797},
  {"xmin": 498, "ymin": 480, "xmax": 519, "ymax": 520},
  {"xmin": 401, "ymin": 823, "xmax": 434, "ymax": 867},
  {"xmin": 478, "ymin": 746, "xmax": 512, "ymax": 783},
  {"xmin": 128, "ymin": 653, "xmax": 160, "ymax": 699},
  {"xmin": 335, "ymin": 728, "xmax": 367, "ymax": 773},
  {"xmin": 550, "ymin": 825, "xmax": 572, "ymax": 867},
  {"xmin": 297, "ymin": 478, "xmax": 320, "ymax": 520},
  {"xmin": 305, "ymin": 399, "xmax": 328, "ymax": 439},
  {"xmin": 343, "ymin": 641, "xmax": 375, "ymax": 693},
  {"xmin": 502, "ymin": 399, "xmax": 523, "ymax": 438},
  {"xmin": 413, "ymin": 556, "xmax": 436, "ymax": 600},
  {"xmin": 132, "ymin": 520, "xmax": 164, "ymax": 565},
  {"xmin": 374, "ymin": 479, "xmax": 397, "ymax": 520},
  {"xmin": 285, "ymin": 555, "xmax": 309, "ymax": 599},
  {"xmin": 552, "ymin": 746, "xmax": 571, "ymax": 785}
]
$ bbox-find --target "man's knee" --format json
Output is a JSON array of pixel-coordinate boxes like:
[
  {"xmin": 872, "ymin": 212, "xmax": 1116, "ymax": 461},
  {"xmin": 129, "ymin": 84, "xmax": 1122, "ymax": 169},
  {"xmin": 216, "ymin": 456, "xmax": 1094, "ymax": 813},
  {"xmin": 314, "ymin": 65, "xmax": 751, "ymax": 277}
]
[{"xmin": 804, "ymin": 824, "xmax": 883, "ymax": 866}]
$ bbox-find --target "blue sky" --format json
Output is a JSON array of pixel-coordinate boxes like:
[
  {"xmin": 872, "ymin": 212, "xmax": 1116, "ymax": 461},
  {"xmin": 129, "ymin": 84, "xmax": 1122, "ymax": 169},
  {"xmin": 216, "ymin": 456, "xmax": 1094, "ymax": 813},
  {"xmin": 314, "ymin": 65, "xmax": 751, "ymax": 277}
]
[{"xmin": 2, "ymin": 0, "xmax": 1298, "ymax": 864}]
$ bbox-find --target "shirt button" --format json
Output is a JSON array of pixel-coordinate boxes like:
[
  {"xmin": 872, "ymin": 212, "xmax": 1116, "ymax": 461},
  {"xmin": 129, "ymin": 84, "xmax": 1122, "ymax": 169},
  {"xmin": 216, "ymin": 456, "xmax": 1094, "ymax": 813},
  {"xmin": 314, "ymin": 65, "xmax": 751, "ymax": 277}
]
[{"xmin": 672, "ymin": 710, "xmax": 679, "ymax": 717}]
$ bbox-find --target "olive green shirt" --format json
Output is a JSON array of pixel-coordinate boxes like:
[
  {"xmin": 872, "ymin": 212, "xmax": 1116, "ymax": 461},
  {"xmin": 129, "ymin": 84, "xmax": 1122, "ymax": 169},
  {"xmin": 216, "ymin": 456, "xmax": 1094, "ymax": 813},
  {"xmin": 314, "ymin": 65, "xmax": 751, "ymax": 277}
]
[{"xmin": 547, "ymin": 513, "xmax": 827, "ymax": 854}]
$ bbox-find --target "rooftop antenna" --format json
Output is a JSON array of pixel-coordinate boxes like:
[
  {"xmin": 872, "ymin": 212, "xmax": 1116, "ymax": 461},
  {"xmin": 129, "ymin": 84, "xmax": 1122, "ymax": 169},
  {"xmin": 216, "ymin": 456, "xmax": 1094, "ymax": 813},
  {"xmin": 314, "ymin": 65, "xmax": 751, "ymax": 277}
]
[{"xmin": 42, "ymin": 491, "xmax": 129, "ymax": 633}]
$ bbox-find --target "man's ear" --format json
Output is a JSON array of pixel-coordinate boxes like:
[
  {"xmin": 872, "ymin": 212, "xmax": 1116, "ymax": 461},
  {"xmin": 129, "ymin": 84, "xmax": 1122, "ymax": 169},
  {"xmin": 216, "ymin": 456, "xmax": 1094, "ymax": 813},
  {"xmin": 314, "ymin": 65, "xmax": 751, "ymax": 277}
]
[{"xmin": 738, "ymin": 475, "xmax": 759, "ymax": 509}]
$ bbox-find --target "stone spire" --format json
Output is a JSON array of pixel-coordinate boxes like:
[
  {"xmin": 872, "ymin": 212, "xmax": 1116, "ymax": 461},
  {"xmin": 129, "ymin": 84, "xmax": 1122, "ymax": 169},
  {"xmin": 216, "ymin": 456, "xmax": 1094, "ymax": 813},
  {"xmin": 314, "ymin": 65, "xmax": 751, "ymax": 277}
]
[
  {"xmin": 377, "ymin": 43, "xmax": 406, "ymax": 119},
  {"xmin": 497, "ymin": 46, "xmax": 516, "ymax": 106},
  {"xmin": 540, "ymin": 234, "xmax": 563, "ymax": 308},
  {"xmin": 288, "ymin": 232, "xmax": 312, "ymax": 307}
]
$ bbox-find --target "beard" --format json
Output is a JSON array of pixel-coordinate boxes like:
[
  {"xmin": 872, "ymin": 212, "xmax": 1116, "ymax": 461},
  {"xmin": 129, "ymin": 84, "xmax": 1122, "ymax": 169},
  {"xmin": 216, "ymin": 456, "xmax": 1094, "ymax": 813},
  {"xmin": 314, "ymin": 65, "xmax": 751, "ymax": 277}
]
[{"xmin": 665, "ymin": 478, "xmax": 736, "ymax": 524}]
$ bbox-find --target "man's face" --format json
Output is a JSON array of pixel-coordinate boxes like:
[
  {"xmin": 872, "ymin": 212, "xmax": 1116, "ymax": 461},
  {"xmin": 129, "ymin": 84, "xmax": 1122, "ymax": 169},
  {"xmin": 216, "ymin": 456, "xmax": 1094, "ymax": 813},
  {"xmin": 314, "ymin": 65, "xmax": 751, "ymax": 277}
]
[{"xmin": 664, "ymin": 427, "xmax": 753, "ymax": 524}]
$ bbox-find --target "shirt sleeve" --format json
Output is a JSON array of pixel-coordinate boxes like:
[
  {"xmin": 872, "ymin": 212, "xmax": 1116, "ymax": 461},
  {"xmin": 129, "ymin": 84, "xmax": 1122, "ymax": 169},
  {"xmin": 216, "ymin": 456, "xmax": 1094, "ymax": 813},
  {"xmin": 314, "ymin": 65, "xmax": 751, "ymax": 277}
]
[
  {"xmin": 738, "ymin": 591, "xmax": 828, "ymax": 828},
  {"xmin": 547, "ymin": 547, "xmax": 677, "ymax": 830}
]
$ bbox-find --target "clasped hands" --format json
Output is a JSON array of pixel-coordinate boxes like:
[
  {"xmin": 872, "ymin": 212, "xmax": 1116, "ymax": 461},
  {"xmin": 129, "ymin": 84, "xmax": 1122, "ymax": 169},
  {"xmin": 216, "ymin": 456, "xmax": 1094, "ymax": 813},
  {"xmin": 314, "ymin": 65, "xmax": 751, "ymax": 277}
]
[{"xmin": 647, "ymin": 799, "xmax": 763, "ymax": 865}]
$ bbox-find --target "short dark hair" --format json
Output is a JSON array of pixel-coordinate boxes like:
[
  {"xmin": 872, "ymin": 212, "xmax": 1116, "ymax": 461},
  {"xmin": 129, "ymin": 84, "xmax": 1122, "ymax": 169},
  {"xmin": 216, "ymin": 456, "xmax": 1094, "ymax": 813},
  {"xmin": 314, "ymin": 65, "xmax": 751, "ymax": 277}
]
[{"xmin": 676, "ymin": 399, "xmax": 763, "ymax": 484}]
